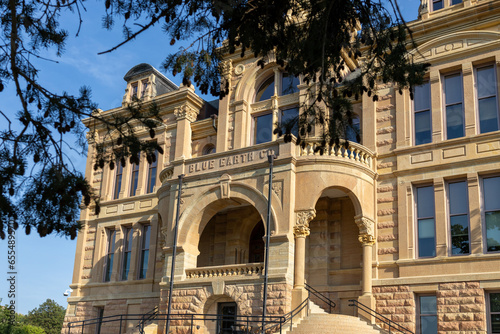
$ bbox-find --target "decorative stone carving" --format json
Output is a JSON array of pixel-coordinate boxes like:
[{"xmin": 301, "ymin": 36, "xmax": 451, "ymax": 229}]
[
  {"xmin": 234, "ymin": 64, "xmax": 245, "ymax": 76},
  {"xmin": 174, "ymin": 105, "xmax": 198, "ymax": 122},
  {"xmin": 293, "ymin": 224, "xmax": 310, "ymax": 238},
  {"xmin": 294, "ymin": 209, "xmax": 316, "ymax": 238},
  {"xmin": 219, "ymin": 173, "xmax": 232, "ymax": 199},
  {"xmin": 359, "ymin": 234, "xmax": 376, "ymax": 245},
  {"xmin": 355, "ymin": 215, "xmax": 375, "ymax": 237}
]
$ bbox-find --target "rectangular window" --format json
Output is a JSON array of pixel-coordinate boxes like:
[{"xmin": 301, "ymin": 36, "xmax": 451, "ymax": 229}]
[
  {"xmin": 450, "ymin": 0, "xmax": 462, "ymax": 5},
  {"xmin": 95, "ymin": 307, "xmax": 104, "ymax": 334},
  {"xmin": 483, "ymin": 176, "xmax": 500, "ymax": 252},
  {"xmin": 141, "ymin": 80, "xmax": 149, "ymax": 98},
  {"xmin": 121, "ymin": 227, "xmax": 133, "ymax": 280},
  {"xmin": 139, "ymin": 225, "xmax": 151, "ymax": 279},
  {"xmin": 346, "ymin": 116, "xmax": 361, "ymax": 143},
  {"xmin": 280, "ymin": 107, "xmax": 299, "ymax": 139},
  {"xmin": 113, "ymin": 160, "xmax": 123, "ymax": 200},
  {"xmin": 444, "ymin": 73, "xmax": 464, "ymax": 139},
  {"xmin": 131, "ymin": 83, "xmax": 138, "ymax": 98},
  {"xmin": 433, "ymin": 0, "xmax": 443, "ymax": 10},
  {"xmin": 147, "ymin": 151, "xmax": 158, "ymax": 194},
  {"xmin": 418, "ymin": 295, "xmax": 437, "ymax": 334},
  {"xmin": 448, "ymin": 181, "xmax": 469, "ymax": 255},
  {"xmin": 254, "ymin": 113, "xmax": 273, "ymax": 144},
  {"xmin": 104, "ymin": 230, "xmax": 116, "ymax": 282},
  {"xmin": 129, "ymin": 156, "xmax": 140, "ymax": 197},
  {"xmin": 476, "ymin": 65, "xmax": 499, "ymax": 133},
  {"xmin": 416, "ymin": 185, "xmax": 436, "ymax": 258},
  {"xmin": 489, "ymin": 292, "xmax": 500, "ymax": 334},
  {"xmin": 414, "ymin": 81, "xmax": 432, "ymax": 145}
]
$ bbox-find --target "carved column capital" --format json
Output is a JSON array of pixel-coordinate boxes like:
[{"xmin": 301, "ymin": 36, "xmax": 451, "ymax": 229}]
[
  {"xmin": 294, "ymin": 209, "xmax": 315, "ymax": 238},
  {"xmin": 174, "ymin": 105, "xmax": 198, "ymax": 122},
  {"xmin": 358, "ymin": 234, "xmax": 376, "ymax": 245},
  {"xmin": 293, "ymin": 224, "xmax": 310, "ymax": 238}
]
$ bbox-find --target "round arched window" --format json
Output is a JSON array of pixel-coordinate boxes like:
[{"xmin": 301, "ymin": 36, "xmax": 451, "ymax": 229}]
[{"xmin": 202, "ymin": 144, "xmax": 216, "ymax": 155}]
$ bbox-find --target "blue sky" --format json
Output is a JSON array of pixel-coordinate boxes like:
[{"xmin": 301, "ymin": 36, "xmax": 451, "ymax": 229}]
[{"xmin": 0, "ymin": 0, "xmax": 421, "ymax": 315}]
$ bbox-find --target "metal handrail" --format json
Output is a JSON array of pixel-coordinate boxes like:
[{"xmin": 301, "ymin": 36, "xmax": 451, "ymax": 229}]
[
  {"xmin": 68, "ymin": 312, "xmax": 288, "ymax": 334},
  {"xmin": 262, "ymin": 296, "xmax": 309, "ymax": 334},
  {"xmin": 304, "ymin": 283, "xmax": 336, "ymax": 313},
  {"xmin": 348, "ymin": 299, "xmax": 414, "ymax": 334},
  {"xmin": 137, "ymin": 306, "xmax": 158, "ymax": 334}
]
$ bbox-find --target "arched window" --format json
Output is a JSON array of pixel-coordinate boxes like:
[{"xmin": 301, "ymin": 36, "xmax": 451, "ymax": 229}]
[
  {"xmin": 202, "ymin": 144, "xmax": 216, "ymax": 155},
  {"xmin": 256, "ymin": 76, "xmax": 275, "ymax": 102}
]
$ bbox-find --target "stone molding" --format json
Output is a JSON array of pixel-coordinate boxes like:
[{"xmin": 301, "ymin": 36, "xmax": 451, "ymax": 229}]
[
  {"xmin": 355, "ymin": 215, "xmax": 376, "ymax": 245},
  {"xmin": 174, "ymin": 105, "xmax": 198, "ymax": 122},
  {"xmin": 359, "ymin": 234, "xmax": 376, "ymax": 245}
]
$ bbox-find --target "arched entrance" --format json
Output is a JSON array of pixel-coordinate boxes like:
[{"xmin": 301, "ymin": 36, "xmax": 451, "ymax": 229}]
[{"xmin": 305, "ymin": 188, "xmax": 363, "ymax": 314}]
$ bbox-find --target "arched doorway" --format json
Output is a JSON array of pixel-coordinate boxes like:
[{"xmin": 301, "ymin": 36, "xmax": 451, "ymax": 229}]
[{"xmin": 305, "ymin": 188, "xmax": 363, "ymax": 314}]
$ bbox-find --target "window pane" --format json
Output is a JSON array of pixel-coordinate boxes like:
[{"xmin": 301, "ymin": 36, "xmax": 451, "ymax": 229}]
[
  {"xmin": 484, "ymin": 177, "xmax": 500, "ymax": 211},
  {"xmin": 143, "ymin": 226, "xmax": 151, "ymax": 247},
  {"xmin": 418, "ymin": 219, "xmax": 436, "ymax": 257},
  {"xmin": 449, "ymin": 181, "xmax": 467, "ymax": 215},
  {"xmin": 415, "ymin": 110, "xmax": 432, "ymax": 145},
  {"xmin": 446, "ymin": 104, "xmax": 464, "ymax": 139},
  {"xmin": 486, "ymin": 211, "xmax": 500, "ymax": 252},
  {"xmin": 450, "ymin": 0, "xmax": 462, "ymax": 4},
  {"xmin": 414, "ymin": 82, "xmax": 430, "ymax": 112},
  {"xmin": 492, "ymin": 314, "xmax": 500, "ymax": 333},
  {"xmin": 139, "ymin": 250, "xmax": 149, "ymax": 279},
  {"xmin": 433, "ymin": 0, "xmax": 443, "ymax": 10},
  {"xmin": 256, "ymin": 77, "xmax": 275, "ymax": 101},
  {"xmin": 346, "ymin": 117, "xmax": 360, "ymax": 143},
  {"xmin": 255, "ymin": 113, "xmax": 273, "ymax": 144},
  {"xmin": 451, "ymin": 215, "xmax": 469, "ymax": 254},
  {"xmin": 281, "ymin": 108, "xmax": 299, "ymax": 138},
  {"xmin": 477, "ymin": 66, "xmax": 496, "ymax": 98},
  {"xmin": 421, "ymin": 316, "xmax": 438, "ymax": 334},
  {"xmin": 445, "ymin": 74, "xmax": 463, "ymax": 105},
  {"xmin": 126, "ymin": 229, "xmax": 133, "ymax": 250},
  {"xmin": 122, "ymin": 252, "xmax": 130, "ymax": 280},
  {"xmin": 491, "ymin": 293, "xmax": 500, "ymax": 312},
  {"xmin": 479, "ymin": 97, "xmax": 498, "ymax": 133},
  {"xmin": 282, "ymin": 74, "xmax": 300, "ymax": 95},
  {"xmin": 417, "ymin": 186, "xmax": 435, "ymax": 218},
  {"xmin": 420, "ymin": 296, "xmax": 437, "ymax": 314}
]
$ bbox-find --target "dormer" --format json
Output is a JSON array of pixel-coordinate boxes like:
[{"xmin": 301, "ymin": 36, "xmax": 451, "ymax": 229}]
[
  {"xmin": 418, "ymin": 0, "xmax": 477, "ymax": 20},
  {"xmin": 122, "ymin": 63, "xmax": 178, "ymax": 105}
]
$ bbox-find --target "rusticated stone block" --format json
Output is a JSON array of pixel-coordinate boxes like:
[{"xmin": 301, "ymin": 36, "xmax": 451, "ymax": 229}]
[
  {"xmin": 438, "ymin": 322, "xmax": 460, "ymax": 331},
  {"xmin": 437, "ymin": 289, "xmax": 459, "ymax": 298},
  {"xmin": 378, "ymin": 234, "xmax": 397, "ymax": 241},
  {"xmin": 460, "ymin": 304, "xmax": 483, "ymax": 313},
  {"xmin": 440, "ymin": 282, "xmax": 466, "ymax": 290},
  {"xmin": 460, "ymin": 321, "xmax": 484, "ymax": 330},
  {"xmin": 377, "ymin": 185, "xmax": 395, "ymax": 193},
  {"xmin": 377, "ymin": 209, "xmax": 397, "ymax": 216},
  {"xmin": 380, "ymin": 286, "xmax": 399, "ymax": 293},
  {"xmin": 378, "ymin": 221, "xmax": 397, "ymax": 229}
]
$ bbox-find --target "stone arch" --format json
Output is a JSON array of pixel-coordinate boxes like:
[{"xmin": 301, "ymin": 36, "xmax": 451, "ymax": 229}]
[
  {"xmin": 177, "ymin": 182, "xmax": 280, "ymax": 254},
  {"xmin": 234, "ymin": 61, "xmax": 279, "ymax": 103}
]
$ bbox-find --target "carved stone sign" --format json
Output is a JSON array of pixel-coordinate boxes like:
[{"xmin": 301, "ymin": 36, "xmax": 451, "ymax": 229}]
[{"xmin": 186, "ymin": 146, "xmax": 279, "ymax": 176}]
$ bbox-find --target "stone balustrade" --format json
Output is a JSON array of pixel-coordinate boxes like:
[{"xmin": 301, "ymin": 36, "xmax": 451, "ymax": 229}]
[
  {"xmin": 185, "ymin": 263, "xmax": 264, "ymax": 279},
  {"xmin": 297, "ymin": 138, "xmax": 375, "ymax": 169}
]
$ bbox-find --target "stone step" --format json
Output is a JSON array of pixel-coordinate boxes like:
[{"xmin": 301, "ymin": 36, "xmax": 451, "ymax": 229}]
[{"xmin": 282, "ymin": 313, "xmax": 385, "ymax": 334}]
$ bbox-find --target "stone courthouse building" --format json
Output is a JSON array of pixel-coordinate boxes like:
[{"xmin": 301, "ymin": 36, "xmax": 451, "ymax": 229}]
[{"xmin": 63, "ymin": 0, "xmax": 500, "ymax": 333}]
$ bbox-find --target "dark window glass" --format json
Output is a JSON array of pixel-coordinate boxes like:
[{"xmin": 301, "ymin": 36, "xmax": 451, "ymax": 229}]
[
  {"xmin": 147, "ymin": 151, "xmax": 158, "ymax": 194},
  {"xmin": 130, "ymin": 157, "xmax": 140, "ymax": 197},
  {"xmin": 256, "ymin": 77, "xmax": 275, "ymax": 102},
  {"xmin": 282, "ymin": 73, "xmax": 300, "ymax": 95},
  {"xmin": 433, "ymin": 0, "xmax": 443, "ymax": 10},
  {"xmin": 417, "ymin": 186, "xmax": 435, "ymax": 258},
  {"xmin": 113, "ymin": 161, "xmax": 123, "ymax": 200},
  {"xmin": 477, "ymin": 66, "xmax": 499, "ymax": 133},
  {"xmin": 444, "ymin": 74, "xmax": 464, "ymax": 139},
  {"xmin": 281, "ymin": 107, "xmax": 299, "ymax": 138},
  {"xmin": 450, "ymin": 0, "xmax": 462, "ymax": 5},
  {"xmin": 104, "ymin": 230, "xmax": 116, "ymax": 282},
  {"xmin": 490, "ymin": 293, "xmax": 500, "ymax": 333},
  {"xmin": 484, "ymin": 177, "xmax": 500, "ymax": 252},
  {"xmin": 346, "ymin": 116, "xmax": 361, "ymax": 143},
  {"xmin": 121, "ymin": 228, "xmax": 133, "ymax": 280},
  {"xmin": 449, "ymin": 181, "xmax": 469, "ymax": 255},
  {"xmin": 419, "ymin": 296, "xmax": 437, "ymax": 334},
  {"xmin": 414, "ymin": 82, "xmax": 432, "ymax": 145},
  {"xmin": 254, "ymin": 113, "xmax": 273, "ymax": 144},
  {"xmin": 139, "ymin": 225, "xmax": 151, "ymax": 279}
]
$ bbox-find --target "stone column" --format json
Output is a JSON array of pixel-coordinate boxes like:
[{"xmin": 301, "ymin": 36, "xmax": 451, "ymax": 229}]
[
  {"xmin": 355, "ymin": 216, "xmax": 376, "ymax": 323},
  {"xmin": 291, "ymin": 209, "xmax": 315, "ymax": 315},
  {"xmin": 174, "ymin": 104, "xmax": 198, "ymax": 160}
]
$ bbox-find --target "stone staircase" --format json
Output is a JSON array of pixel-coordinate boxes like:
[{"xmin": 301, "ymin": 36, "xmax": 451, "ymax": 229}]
[{"xmin": 282, "ymin": 301, "xmax": 385, "ymax": 334}]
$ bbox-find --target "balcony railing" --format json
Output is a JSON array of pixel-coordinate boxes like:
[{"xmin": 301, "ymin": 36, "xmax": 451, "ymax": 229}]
[
  {"xmin": 185, "ymin": 263, "xmax": 264, "ymax": 279},
  {"xmin": 298, "ymin": 138, "xmax": 375, "ymax": 169}
]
